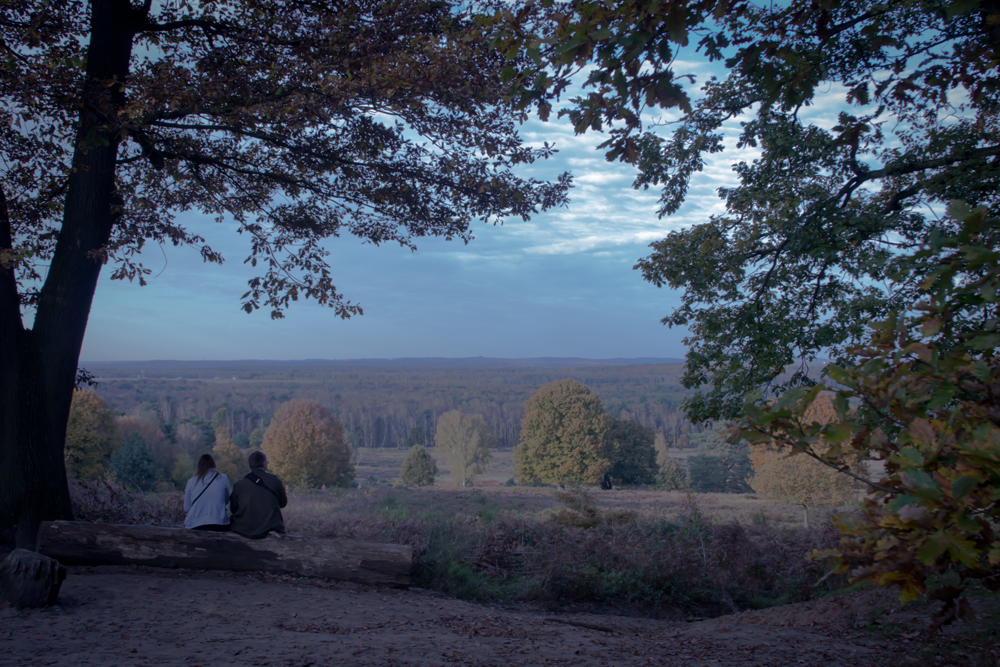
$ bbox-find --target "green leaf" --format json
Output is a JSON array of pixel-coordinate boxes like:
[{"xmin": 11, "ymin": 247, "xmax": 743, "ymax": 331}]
[
  {"xmin": 951, "ymin": 475, "xmax": 982, "ymax": 500},
  {"xmin": 916, "ymin": 533, "xmax": 948, "ymax": 565},
  {"xmin": 965, "ymin": 333, "xmax": 1000, "ymax": 350},
  {"xmin": 895, "ymin": 447, "xmax": 924, "ymax": 467}
]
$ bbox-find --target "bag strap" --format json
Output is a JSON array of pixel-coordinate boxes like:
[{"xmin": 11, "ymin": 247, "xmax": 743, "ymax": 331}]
[
  {"xmin": 191, "ymin": 472, "xmax": 220, "ymax": 506},
  {"xmin": 245, "ymin": 471, "xmax": 280, "ymax": 500}
]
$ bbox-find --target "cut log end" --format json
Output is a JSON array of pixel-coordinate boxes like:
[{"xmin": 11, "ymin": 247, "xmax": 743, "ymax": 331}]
[{"xmin": 0, "ymin": 549, "xmax": 67, "ymax": 608}]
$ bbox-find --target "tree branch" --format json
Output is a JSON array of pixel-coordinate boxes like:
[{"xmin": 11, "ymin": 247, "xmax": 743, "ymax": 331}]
[{"xmin": 763, "ymin": 429, "xmax": 895, "ymax": 494}]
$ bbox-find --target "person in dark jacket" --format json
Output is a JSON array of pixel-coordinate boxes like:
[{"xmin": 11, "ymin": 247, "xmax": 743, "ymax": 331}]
[{"xmin": 229, "ymin": 451, "xmax": 288, "ymax": 539}]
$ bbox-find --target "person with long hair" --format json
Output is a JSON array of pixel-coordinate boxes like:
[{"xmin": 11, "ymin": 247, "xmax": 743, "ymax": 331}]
[{"xmin": 183, "ymin": 454, "xmax": 231, "ymax": 531}]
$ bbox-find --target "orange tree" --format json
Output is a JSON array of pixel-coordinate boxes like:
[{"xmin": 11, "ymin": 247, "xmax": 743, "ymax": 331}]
[
  {"xmin": 0, "ymin": 0, "xmax": 568, "ymax": 545},
  {"xmin": 734, "ymin": 203, "xmax": 1000, "ymax": 609},
  {"xmin": 263, "ymin": 399, "xmax": 353, "ymax": 488}
]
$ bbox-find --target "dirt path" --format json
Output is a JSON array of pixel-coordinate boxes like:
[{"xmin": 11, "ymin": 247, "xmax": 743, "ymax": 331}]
[{"xmin": 0, "ymin": 566, "xmax": 979, "ymax": 667}]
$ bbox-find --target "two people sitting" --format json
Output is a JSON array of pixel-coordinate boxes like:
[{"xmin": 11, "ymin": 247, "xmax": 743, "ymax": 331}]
[{"xmin": 182, "ymin": 450, "xmax": 287, "ymax": 538}]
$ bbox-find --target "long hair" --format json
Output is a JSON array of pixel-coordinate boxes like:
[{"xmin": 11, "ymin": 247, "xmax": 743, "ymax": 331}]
[{"xmin": 196, "ymin": 454, "xmax": 216, "ymax": 482}]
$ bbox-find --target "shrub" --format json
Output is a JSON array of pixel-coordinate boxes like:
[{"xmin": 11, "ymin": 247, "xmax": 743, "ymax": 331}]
[
  {"xmin": 69, "ymin": 476, "xmax": 183, "ymax": 526},
  {"xmin": 655, "ymin": 459, "xmax": 688, "ymax": 490},
  {"xmin": 400, "ymin": 444, "xmax": 438, "ymax": 486}
]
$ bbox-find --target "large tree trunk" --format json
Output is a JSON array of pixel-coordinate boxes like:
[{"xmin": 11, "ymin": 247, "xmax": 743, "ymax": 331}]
[
  {"xmin": 38, "ymin": 521, "xmax": 413, "ymax": 587},
  {"xmin": 0, "ymin": 0, "xmax": 136, "ymax": 547}
]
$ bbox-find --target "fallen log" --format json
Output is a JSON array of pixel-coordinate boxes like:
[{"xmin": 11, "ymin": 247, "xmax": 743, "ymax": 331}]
[
  {"xmin": 0, "ymin": 549, "xmax": 67, "ymax": 608},
  {"xmin": 36, "ymin": 521, "xmax": 412, "ymax": 587}
]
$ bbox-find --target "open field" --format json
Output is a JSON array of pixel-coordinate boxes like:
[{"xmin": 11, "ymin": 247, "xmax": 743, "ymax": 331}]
[{"xmin": 351, "ymin": 446, "xmax": 829, "ymax": 527}]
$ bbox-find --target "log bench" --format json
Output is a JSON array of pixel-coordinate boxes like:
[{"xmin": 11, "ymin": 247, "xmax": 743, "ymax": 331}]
[{"xmin": 36, "ymin": 521, "xmax": 412, "ymax": 587}]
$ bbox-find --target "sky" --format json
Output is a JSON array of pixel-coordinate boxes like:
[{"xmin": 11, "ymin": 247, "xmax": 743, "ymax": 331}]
[{"xmin": 77, "ymin": 59, "xmax": 845, "ymax": 363}]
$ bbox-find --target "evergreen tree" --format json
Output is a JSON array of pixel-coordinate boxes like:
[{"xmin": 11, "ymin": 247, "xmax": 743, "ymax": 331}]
[{"xmin": 110, "ymin": 432, "xmax": 157, "ymax": 491}]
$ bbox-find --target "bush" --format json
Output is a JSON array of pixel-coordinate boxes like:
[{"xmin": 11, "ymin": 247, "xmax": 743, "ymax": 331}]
[
  {"xmin": 110, "ymin": 432, "xmax": 158, "ymax": 491},
  {"xmin": 400, "ymin": 444, "xmax": 437, "ymax": 486},
  {"xmin": 655, "ymin": 459, "xmax": 688, "ymax": 490},
  {"xmin": 69, "ymin": 476, "xmax": 184, "ymax": 526}
]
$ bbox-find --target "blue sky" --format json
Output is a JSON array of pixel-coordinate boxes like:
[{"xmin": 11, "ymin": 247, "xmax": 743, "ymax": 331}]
[{"xmin": 79, "ymin": 60, "xmax": 847, "ymax": 362}]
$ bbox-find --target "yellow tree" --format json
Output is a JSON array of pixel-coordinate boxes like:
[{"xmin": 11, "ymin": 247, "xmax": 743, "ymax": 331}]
[
  {"xmin": 64, "ymin": 390, "xmax": 117, "ymax": 480},
  {"xmin": 212, "ymin": 428, "xmax": 246, "ymax": 483},
  {"xmin": 435, "ymin": 411, "xmax": 492, "ymax": 488},
  {"xmin": 749, "ymin": 394, "xmax": 865, "ymax": 526},
  {"xmin": 515, "ymin": 380, "xmax": 611, "ymax": 484},
  {"xmin": 263, "ymin": 400, "xmax": 354, "ymax": 488}
]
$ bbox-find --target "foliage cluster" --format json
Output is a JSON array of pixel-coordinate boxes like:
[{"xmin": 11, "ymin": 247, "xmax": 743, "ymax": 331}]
[
  {"xmin": 515, "ymin": 380, "xmax": 659, "ymax": 486},
  {"xmin": 400, "ymin": 444, "xmax": 438, "ymax": 487},
  {"xmin": 686, "ymin": 427, "xmax": 752, "ymax": 494},
  {"xmin": 435, "ymin": 410, "xmax": 493, "ymax": 488},
  {"xmin": 263, "ymin": 399, "xmax": 354, "ymax": 489},
  {"xmin": 109, "ymin": 432, "xmax": 158, "ymax": 491},
  {"xmin": 492, "ymin": 0, "xmax": 1000, "ymax": 424},
  {"xmin": 87, "ymin": 360, "xmax": 697, "ymax": 452},
  {"xmin": 64, "ymin": 389, "xmax": 117, "ymax": 480},
  {"xmin": 736, "ymin": 205, "xmax": 1000, "ymax": 606},
  {"xmin": 748, "ymin": 393, "xmax": 868, "ymax": 526}
]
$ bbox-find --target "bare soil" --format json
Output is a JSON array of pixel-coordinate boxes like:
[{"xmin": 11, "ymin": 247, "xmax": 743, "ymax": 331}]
[{"xmin": 4, "ymin": 565, "xmax": 996, "ymax": 667}]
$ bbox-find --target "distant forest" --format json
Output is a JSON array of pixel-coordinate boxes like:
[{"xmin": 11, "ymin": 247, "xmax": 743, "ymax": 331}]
[{"xmin": 84, "ymin": 358, "xmax": 703, "ymax": 449}]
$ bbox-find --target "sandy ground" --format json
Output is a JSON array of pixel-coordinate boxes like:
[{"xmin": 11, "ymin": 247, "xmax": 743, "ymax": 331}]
[{"xmin": 6, "ymin": 564, "xmax": 988, "ymax": 667}]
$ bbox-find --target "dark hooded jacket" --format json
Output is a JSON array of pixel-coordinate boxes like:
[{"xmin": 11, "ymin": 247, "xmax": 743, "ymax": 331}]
[{"xmin": 229, "ymin": 467, "xmax": 287, "ymax": 539}]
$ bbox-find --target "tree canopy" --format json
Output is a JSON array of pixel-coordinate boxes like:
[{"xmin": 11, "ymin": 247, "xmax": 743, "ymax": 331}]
[
  {"xmin": 434, "ymin": 410, "xmax": 492, "ymax": 487},
  {"xmin": 64, "ymin": 389, "xmax": 118, "ymax": 480},
  {"xmin": 735, "ymin": 203, "xmax": 1000, "ymax": 608},
  {"xmin": 515, "ymin": 379, "xmax": 612, "ymax": 484},
  {"xmin": 494, "ymin": 0, "xmax": 1000, "ymax": 421},
  {"xmin": 0, "ymin": 0, "xmax": 569, "ymax": 544},
  {"xmin": 263, "ymin": 399, "xmax": 353, "ymax": 488}
]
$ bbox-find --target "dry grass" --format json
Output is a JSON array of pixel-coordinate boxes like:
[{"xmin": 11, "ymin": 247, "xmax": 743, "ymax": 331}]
[
  {"xmin": 68, "ymin": 472, "xmax": 849, "ymax": 618},
  {"xmin": 69, "ymin": 477, "xmax": 185, "ymax": 527},
  {"xmin": 281, "ymin": 483, "xmax": 846, "ymax": 617}
]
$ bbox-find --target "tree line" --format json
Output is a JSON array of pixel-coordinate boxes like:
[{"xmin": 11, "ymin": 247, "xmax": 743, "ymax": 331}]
[{"xmin": 84, "ymin": 361, "xmax": 710, "ymax": 453}]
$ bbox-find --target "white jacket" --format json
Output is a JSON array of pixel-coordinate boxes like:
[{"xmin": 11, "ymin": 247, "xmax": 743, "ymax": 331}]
[{"xmin": 183, "ymin": 469, "xmax": 231, "ymax": 528}]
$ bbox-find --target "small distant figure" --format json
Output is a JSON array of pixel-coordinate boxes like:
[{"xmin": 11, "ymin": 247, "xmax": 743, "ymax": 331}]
[
  {"xmin": 600, "ymin": 473, "xmax": 613, "ymax": 490},
  {"xmin": 321, "ymin": 484, "xmax": 327, "ymax": 491},
  {"xmin": 183, "ymin": 454, "xmax": 231, "ymax": 531},
  {"xmin": 230, "ymin": 451, "xmax": 288, "ymax": 539}
]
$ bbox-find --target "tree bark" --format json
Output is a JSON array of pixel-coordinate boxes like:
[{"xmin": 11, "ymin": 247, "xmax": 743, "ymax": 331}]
[
  {"xmin": 37, "ymin": 521, "xmax": 413, "ymax": 587},
  {"xmin": 0, "ymin": 0, "xmax": 137, "ymax": 546}
]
